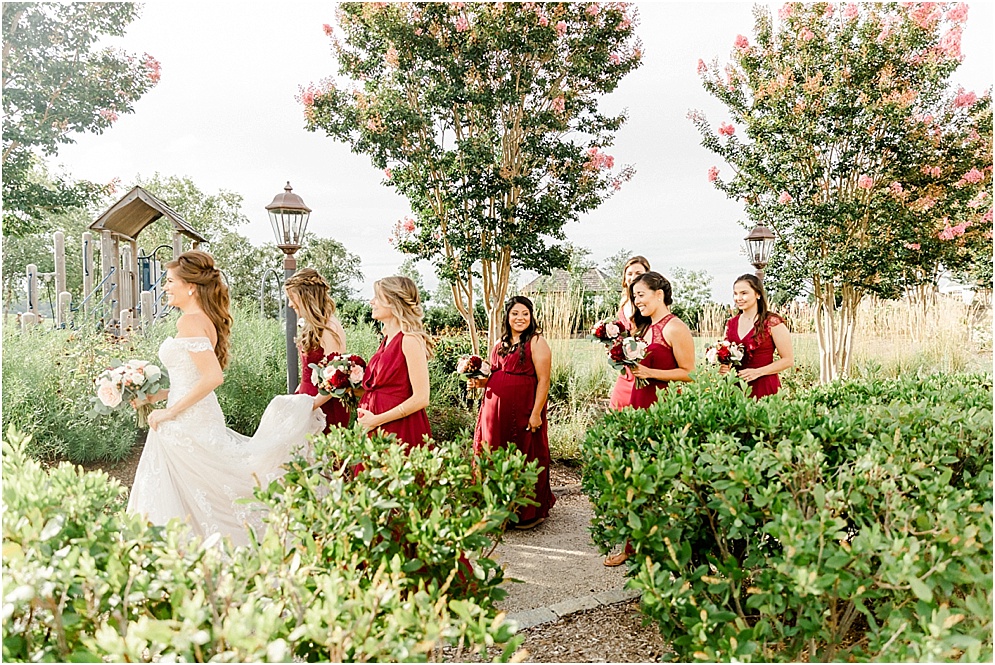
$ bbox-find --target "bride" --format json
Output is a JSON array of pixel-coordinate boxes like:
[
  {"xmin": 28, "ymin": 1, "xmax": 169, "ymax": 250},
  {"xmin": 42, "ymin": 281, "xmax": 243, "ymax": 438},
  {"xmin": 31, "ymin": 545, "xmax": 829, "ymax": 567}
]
[{"xmin": 127, "ymin": 250, "xmax": 322, "ymax": 547}]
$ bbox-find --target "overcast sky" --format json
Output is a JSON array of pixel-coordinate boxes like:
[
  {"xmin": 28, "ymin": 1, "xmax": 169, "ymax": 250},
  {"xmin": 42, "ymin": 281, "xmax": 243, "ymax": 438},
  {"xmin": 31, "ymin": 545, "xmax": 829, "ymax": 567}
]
[{"xmin": 51, "ymin": 1, "xmax": 994, "ymax": 302}]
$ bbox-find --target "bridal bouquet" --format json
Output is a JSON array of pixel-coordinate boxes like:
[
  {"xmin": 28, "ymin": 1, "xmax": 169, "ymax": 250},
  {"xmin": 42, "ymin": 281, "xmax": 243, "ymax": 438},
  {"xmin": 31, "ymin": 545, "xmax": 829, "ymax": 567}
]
[
  {"xmin": 456, "ymin": 354, "xmax": 492, "ymax": 381},
  {"xmin": 607, "ymin": 336, "xmax": 650, "ymax": 388},
  {"xmin": 704, "ymin": 339, "xmax": 746, "ymax": 368},
  {"xmin": 90, "ymin": 359, "xmax": 170, "ymax": 428},
  {"xmin": 309, "ymin": 353, "xmax": 367, "ymax": 407},
  {"xmin": 589, "ymin": 319, "xmax": 624, "ymax": 347}
]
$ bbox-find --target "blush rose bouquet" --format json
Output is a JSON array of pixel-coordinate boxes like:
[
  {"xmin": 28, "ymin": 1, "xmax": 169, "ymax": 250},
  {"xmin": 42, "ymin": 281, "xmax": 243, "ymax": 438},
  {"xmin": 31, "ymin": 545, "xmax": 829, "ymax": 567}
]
[{"xmin": 89, "ymin": 359, "xmax": 169, "ymax": 427}]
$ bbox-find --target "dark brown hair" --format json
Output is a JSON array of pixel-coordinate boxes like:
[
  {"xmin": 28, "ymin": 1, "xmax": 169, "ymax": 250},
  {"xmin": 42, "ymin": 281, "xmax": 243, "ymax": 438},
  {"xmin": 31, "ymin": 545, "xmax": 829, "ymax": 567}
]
[
  {"xmin": 629, "ymin": 271, "xmax": 673, "ymax": 339},
  {"xmin": 734, "ymin": 273, "xmax": 772, "ymax": 343},
  {"xmin": 165, "ymin": 250, "xmax": 232, "ymax": 369}
]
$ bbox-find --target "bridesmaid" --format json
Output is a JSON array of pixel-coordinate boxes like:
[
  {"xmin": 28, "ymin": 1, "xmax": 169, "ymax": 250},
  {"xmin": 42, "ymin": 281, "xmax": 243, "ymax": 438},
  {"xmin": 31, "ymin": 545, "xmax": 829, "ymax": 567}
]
[
  {"xmin": 285, "ymin": 268, "xmax": 350, "ymax": 432},
  {"xmin": 604, "ymin": 271, "xmax": 695, "ymax": 567},
  {"xmin": 719, "ymin": 274, "xmax": 794, "ymax": 398},
  {"xmin": 616, "ymin": 255, "xmax": 651, "ymax": 331},
  {"xmin": 608, "ymin": 271, "xmax": 695, "ymax": 412},
  {"xmin": 356, "ymin": 276, "xmax": 432, "ymax": 447},
  {"xmin": 470, "ymin": 296, "xmax": 554, "ymax": 530}
]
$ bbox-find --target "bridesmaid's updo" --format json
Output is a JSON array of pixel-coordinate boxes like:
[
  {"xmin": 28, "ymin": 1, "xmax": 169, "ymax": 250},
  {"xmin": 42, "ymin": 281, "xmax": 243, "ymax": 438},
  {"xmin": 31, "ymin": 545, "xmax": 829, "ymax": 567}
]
[
  {"xmin": 166, "ymin": 250, "xmax": 232, "ymax": 369},
  {"xmin": 629, "ymin": 271, "xmax": 673, "ymax": 339},
  {"xmin": 374, "ymin": 275, "xmax": 435, "ymax": 358}
]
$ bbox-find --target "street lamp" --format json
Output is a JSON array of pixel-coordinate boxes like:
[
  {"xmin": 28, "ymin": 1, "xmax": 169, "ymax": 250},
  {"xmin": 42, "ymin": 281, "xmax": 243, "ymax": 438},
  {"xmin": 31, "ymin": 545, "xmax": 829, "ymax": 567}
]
[
  {"xmin": 744, "ymin": 223, "xmax": 776, "ymax": 283},
  {"xmin": 266, "ymin": 182, "xmax": 312, "ymax": 392}
]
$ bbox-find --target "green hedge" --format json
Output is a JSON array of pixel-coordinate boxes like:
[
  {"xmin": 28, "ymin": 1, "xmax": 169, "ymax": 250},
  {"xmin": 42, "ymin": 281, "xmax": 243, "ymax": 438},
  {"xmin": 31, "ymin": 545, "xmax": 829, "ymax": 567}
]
[
  {"xmin": 582, "ymin": 372, "xmax": 993, "ymax": 662},
  {"xmin": 2, "ymin": 424, "xmax": 537, "ymax": 661}
]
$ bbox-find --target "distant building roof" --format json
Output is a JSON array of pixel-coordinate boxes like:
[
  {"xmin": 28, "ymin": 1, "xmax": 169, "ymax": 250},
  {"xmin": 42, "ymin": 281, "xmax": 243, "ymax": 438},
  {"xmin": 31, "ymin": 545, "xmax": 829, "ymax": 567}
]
[
  {"xmin": 89, "ymin": 186, "xmax": 207, "ymax": 243},
  {"xmin": 521, "ymin": 267, "xmax": 614, "ymax": 294}
]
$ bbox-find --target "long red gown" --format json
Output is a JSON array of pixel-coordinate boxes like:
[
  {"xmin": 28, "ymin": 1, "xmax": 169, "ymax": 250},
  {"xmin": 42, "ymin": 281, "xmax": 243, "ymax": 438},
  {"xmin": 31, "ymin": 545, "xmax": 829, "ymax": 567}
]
[
  {"xmin": 296, "ymin": 346, "xmax": 351, "ymax": 433},
  {"xmin": 609, "ymin": 313, "xmax": 680, "ymax": 411},
  {"xmin": 359, "ymin": 331, "xmax": 431, "ymax": 447},
  {"xmin": 473, "ymin": 338, "xmax": 555, "ymax": 523},
  {"xmin": 725, "ymin": 313, "xmax": 785, "ymax": 399}
]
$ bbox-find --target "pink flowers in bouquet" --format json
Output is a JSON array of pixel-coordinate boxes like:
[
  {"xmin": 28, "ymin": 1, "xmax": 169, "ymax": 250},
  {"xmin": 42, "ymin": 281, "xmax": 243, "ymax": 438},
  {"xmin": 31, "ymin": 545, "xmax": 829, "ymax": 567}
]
[
  {"xmin": 309, "ymin": 353, "xmax": 367, "ymax": 407},
  {"xmin": 90, "ymin": 359, "xmax": 169, "ymax": 427},
  {"xmin": 456, "ymin": 354, "xmax": 492, "ymax": 380},
  {"xmin": 589, "ymin": 318, "xmax": 623, "ymax": 346},
  {"xmin": 607, "ymin": 336, "xmax": 650, "ymax": 388},
  {"xmin": 705, "ymin": 339, "xmax": 746, "ymax": 368}
]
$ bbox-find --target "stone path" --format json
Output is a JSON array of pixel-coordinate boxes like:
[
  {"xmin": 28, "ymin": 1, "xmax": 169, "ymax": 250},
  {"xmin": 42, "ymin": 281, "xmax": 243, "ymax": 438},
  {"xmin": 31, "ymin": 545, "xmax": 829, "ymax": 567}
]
[{"xmin": 492, "ymin": 482, "xmax": 638, "ymax": 630}]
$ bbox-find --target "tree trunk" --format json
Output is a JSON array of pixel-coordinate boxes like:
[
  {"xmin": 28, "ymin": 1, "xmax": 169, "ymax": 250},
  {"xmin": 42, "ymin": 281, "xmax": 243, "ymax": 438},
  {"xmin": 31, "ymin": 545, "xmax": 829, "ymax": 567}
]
[
  {"xmin": 813, "ymin": 278, "xmax": 862, "ymax": 384},
  {"xmin": 451, "ymin": 278, "xmax": 480, "ymax": 356}
]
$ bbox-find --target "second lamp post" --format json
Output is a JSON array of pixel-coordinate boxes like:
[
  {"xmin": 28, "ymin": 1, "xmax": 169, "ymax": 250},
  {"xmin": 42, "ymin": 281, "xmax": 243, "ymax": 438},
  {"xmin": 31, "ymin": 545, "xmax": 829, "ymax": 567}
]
[
  {"xmin": 744, "ymin": 223, "xmax": 776, "ymax": 283},
  {"xmin": 266, "ymin": 182, "xmax": 312, "ymax": 392}
]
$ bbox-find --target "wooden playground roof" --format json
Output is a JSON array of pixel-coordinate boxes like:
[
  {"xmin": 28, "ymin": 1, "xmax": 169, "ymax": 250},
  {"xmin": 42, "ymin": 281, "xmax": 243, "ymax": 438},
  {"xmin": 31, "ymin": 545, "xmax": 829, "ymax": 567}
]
[{"xmin": 89, "ymin": 186, "xmax": 207, "ymax": 243}]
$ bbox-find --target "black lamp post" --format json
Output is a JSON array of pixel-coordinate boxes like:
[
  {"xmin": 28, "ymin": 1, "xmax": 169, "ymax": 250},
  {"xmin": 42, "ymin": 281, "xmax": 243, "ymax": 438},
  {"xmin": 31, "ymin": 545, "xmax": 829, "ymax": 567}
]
[
  {"xmin": 744, "ymin": 224, "xmax": 776, "ymax": 283},
  {"xmin": 266, "ymin": 182, "xmax": 311, "ymax": 392}
]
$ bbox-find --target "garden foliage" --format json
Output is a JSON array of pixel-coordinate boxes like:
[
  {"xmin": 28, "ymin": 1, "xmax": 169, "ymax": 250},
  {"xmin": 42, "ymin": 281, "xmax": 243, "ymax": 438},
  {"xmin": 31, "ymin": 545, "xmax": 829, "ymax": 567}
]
[
  {"xmin": 582, "ymin": 371, "xmax": 993, "ymax": 661},
  {"xmin": 2, "ymin": 424, "xmax": 537, "ymax": 662}
]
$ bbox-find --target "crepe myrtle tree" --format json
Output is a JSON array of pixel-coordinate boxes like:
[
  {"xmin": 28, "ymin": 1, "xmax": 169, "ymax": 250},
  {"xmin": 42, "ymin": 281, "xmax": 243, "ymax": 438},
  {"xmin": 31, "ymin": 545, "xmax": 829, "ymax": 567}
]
[
  {"xmin": 302, "ymin": 2, "xmax": 641, "ymax": 352},
  {"xmin": 1, "ymin": 3, "xmax": 160, "ymax": 236},
  {"xmin": 691, "ymin": 1, "xmax": 987, "ymax": 382}
]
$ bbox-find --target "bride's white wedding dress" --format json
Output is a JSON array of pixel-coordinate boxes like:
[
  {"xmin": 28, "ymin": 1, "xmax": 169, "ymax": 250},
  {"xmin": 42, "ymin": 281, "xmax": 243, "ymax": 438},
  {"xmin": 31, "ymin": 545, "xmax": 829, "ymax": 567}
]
[{"xmin": 127, "ymin": 336, "xmax": 323, "ymax": 547}]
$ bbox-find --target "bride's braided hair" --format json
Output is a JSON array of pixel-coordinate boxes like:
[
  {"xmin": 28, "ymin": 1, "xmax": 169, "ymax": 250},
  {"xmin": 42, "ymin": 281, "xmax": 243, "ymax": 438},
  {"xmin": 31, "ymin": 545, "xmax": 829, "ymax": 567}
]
[
  {"xmin": 166, "ymin": 250, "xmax": 232, "ymax": 369},
  {"xmin": 374, "ymin": 276, "xmax": 435, "ymax": 358},
  {"xmin": 284, "ymin": 268, "xmax": 343, "ymax": 353}
]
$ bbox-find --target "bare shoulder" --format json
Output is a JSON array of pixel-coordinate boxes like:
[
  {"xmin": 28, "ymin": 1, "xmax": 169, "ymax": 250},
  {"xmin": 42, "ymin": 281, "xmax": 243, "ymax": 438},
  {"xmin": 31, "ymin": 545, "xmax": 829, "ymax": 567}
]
[
  {"xmin": 530, "ymin": 333, "xmax": 551, "ymax": 354},
  {"xmin": 176, "ymin": 312, "xmax": 216, "ymax": 344},
  {"xmin": 401, "ymin": 332, "xmax": 428, "ymax": 355},
  {"xmin": 663, "ymin": 316, "xmax": 692, "ymax": 341}
]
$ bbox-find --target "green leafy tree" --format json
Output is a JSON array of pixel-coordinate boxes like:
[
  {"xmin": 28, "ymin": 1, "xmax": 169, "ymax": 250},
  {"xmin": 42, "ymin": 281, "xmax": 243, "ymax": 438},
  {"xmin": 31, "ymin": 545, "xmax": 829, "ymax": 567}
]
[
  {"xmin": 2, "ymin": 3, "xmax": 160, "ymax": 236},
  {"xmin": 692, "ymin": 1, "xmax": 987, "ymax": 382},
  {"xmin": 303, "ymin": 2, "xmax": 641, "ymax": 352},
  {"xmin": 398, "ymin": 257, "xmax": 430, "ymax": 305},
  {"xmin": 669, "ymin": 266, "xmax": 714, "ymax": 328},
  {"xmin": 297, "ymin": 233, "xmax": 364, "ymax": 305}
]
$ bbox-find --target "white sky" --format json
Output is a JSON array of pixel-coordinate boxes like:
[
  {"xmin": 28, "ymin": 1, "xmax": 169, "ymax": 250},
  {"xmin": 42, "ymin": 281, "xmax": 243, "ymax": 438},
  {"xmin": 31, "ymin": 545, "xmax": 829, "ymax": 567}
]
[{"xmin": 50, "ymin": 1, "xmax": 994, "ymax": 302}]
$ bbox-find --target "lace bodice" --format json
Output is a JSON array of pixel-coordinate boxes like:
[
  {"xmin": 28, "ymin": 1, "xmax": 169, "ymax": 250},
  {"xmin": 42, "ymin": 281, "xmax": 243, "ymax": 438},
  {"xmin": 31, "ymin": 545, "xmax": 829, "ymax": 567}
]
[{"xmin": 159, "ymin": 336, "xmax": 216, "ymax": 404}]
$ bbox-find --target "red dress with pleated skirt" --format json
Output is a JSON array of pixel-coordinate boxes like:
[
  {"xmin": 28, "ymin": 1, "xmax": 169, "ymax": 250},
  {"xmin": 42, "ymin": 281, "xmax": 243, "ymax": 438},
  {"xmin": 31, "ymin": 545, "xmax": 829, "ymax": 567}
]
[
  {"xmin": 609, "ymin": 314, "xmax": 680, "ymax": 411},
  {"xmin": 359, "ymin": 331, "xmax": 432, "ymax": 447},
  {"xmin": 473, "ymin": 338, "xmax": 555, "ymax": 523},
  {"xmin": 725, "ymin": 313, "xmax": 785, "ymax": 399},
  {"xmin": 296, "ymin": 346, "xmax": 351, "ymax": 433}
]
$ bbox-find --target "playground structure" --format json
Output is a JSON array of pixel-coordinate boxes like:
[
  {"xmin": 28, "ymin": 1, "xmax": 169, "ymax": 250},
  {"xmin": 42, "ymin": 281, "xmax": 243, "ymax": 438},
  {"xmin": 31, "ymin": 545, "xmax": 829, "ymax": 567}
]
[{"xmin": 20, "ymin": 186, "xmax": 207, "ymax": 333}]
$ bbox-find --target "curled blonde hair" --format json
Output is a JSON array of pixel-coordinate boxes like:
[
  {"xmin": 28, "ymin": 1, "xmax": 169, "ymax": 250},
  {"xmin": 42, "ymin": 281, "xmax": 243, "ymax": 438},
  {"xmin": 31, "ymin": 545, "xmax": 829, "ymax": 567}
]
[
  {"xmin": 375, "ymin": 275, "xmax": 434, "ymax": 358},
  {"xmin": 165, "ymin": 250, "xmax": 232, "ymax": 369},
  {"xmin": 285, "ymin": 268, "xmax": 342, "ymax": 353}
]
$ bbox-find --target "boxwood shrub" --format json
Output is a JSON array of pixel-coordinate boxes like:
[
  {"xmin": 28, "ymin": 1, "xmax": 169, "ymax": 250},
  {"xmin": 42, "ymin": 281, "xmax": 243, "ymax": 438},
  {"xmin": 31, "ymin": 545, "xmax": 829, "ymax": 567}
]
[
  {"xmin": 582, "ymin": 372, "xmax": 993, "ymax": 662},
  {"xmin": 2, "ymin": 424, "xmax": 537, "ymax": 661}
]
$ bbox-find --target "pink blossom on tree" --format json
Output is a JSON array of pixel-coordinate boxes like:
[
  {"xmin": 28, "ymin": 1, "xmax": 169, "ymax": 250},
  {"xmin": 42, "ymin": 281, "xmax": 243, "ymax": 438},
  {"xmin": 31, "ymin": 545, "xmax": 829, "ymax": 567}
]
[
  {"xmin": 718, "ymin": 122, "xmax": 735, "ymax": 136},
  {"xmin": 857, "ymin": 175, "xmax": 874, "ymax": 189},
  {"xmin": 777, "ymin": 191, "xmax": 793, "ymax": 204},
  {"xmin": 697, "ymin": 59, "xmax": 708, "ymax": 75},
  {"xmin": 539, "ymin": 15, "xmax": 549, "ymax": 27},
  {"xmin": 939, "ymin": 27, "xmax": 962, "ymax": 60},
  {"xmin": 384, "ymin": 168, "xmax": 392, "ymax": 179},
  {"xmin": 99, "ymin": 109, "xmax": 118, "ymax": 123},
  {"xmin": 707, "ymin": 166, "xmax": 719, "ymax": 182},
  {"xmin": 800, "ymin": 27, "xmax": 815, "ymax": 41},
  {"xmin": 609, "ymin": 53, "xmax": 621, "ymax": 65},
  {"xmin": 323, "ymin": 24, "xmax": 334, "ymax": 36},
  {"xmin": 910, "ymin": 3, "xmax": 942, "ymax": 30},
  {"xmin": 734, "ymin": 34, "xmax": 749, "ymax": 50},
  {"xmin": 555, "ymin": 20, "xmax": 567, "ymax": 37},
  {"xmin": 778, "ymin": 4, "xmax": 794, "ymax": 21},
  {"xmin": 946, "ymin": 3, "xmax": 969, "ymax": 24},
  {"xmin": 455, "ymin": 16, "xmax": 469, "ymax": 32},
  {"xmin": 385, "ymin": 46, "xmax": 400, "ymax": 68},
  {"xmin": 586, "ymin": 4, "xmax": 600, "ymax": 17},
  {"xmin": 142, "ymin": 54, "xmax": 161, "ymax": 84},
  {"xmin": 551, "ymin": 96, "xmax": 565, "ymax": 112},
  {"xmin": 843, "ymin": 3, "xmax": 858, "ymax": 20},
  {"xmin": 904, "ymin": 242, "xmax": 921, "ymax": 250},
  {"xmin": 962, "ymin": 168, "xmax": 984, "ymax": 184}
]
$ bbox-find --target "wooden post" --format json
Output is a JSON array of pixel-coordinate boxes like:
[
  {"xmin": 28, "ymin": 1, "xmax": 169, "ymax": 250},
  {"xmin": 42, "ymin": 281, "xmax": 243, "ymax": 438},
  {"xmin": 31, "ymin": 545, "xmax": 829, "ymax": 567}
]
[
  {"xmin": 120, "ymin": 243, "xmax": 133, "ymax": 318},
  {"xmin": 129, "ymin": 239, "xmax": 139, "ymax": 319},
  {"xmin": 100, "ymin": 231, "xmax": 114, "ymax": 306},
  {"xmin": 26, "ymin": 263, "xmax": 39, "ymax": 317},
  {"xmin": 54, "ymin": 231, "xmax": 66, "ymax": 296},
  {"xmin": 140, "ymin": 290, "xmax": 154, "ymax": 326},
  {"xmin": 111, "ymin": 235, "xmax": 121, "ymax": 326},
  {"xmin": 58, "ymin": 292, "xmax": 71, "ymax": 328},
  {"xmin": 82, "ymin": 232, "xmax": 94, "ymax": 312},
  {"xmin": 120, "ymin": 310, "xmax": 133, "ymax": 335},
  {"xmin": 20, "ymin": 312, "xmax": 37, "ymax": 331},
  {"xmin": 172, "ymin": 232, "xmax": 183, "ymax": 259}
]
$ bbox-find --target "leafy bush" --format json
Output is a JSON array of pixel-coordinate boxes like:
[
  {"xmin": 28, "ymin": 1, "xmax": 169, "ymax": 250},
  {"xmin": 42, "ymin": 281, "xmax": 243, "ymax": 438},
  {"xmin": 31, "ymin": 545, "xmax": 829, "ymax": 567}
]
[
  {"xmin": 582, "ymin": 372, "xmax": 993, "ymax": 662},
  {"xmin": 1, "ymin": 321, "xmax": 167, "ymax": 462},
  {"xmin": 2, "ymin": 424, "xmax": 536, "ymax": 661}
]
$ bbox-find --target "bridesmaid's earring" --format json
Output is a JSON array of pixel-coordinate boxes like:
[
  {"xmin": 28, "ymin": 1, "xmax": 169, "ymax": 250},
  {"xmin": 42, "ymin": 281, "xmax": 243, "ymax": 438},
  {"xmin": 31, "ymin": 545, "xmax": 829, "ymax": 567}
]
[{"xmin": 188, "ymin": 290, "xmax": 194, "ymax": 296}]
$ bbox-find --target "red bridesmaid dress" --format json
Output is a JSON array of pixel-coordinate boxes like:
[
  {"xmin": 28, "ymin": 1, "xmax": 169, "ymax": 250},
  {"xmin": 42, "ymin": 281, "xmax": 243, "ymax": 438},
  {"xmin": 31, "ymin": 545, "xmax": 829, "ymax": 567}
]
[
  {"xmin": 725, "ymin": 313, "xmax": 785, "ymax": 399},
  {"xmin": 609, "ymin": 314, "xmax": 680, "ymax": 411},
  {"xmin": 297, "ymin": 346, "xmax": 351, "ymax": 433},
  {"xmin": 473, "ymin": 338, "xmax": 555, "ymax": 523},
  {"xmin": 359, "ymin": 331, "xmax": 431, "ymax": 447}
]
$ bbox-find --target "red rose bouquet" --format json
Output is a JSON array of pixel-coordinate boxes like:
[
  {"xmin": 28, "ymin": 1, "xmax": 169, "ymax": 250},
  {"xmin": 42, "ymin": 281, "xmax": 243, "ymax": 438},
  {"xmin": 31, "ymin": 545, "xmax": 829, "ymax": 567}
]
[
  {"xmin": 456, "ymin": 354, "xmax": 492, "ymax": 381},
  {"xmin": 308, "ymin": 353, "xmax": 367, "ymax": 408}
]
